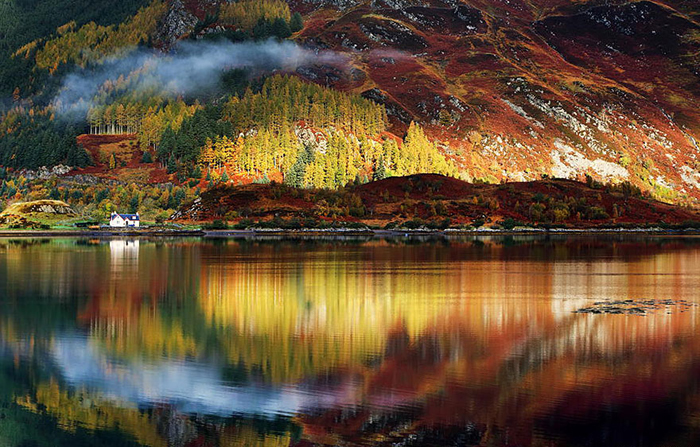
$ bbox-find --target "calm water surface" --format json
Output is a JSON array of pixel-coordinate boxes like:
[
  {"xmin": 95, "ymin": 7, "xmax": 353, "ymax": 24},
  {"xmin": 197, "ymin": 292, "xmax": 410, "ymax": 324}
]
[{"xmin": 1, "ymin": 236, "xmax": 700, "ymax": 446}]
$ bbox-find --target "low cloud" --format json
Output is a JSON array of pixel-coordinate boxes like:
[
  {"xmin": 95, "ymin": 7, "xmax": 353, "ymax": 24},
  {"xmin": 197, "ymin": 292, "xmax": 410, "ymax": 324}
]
[{"xmin": 54, "ymin": 39, "xmax": 347, "ymax": 118}]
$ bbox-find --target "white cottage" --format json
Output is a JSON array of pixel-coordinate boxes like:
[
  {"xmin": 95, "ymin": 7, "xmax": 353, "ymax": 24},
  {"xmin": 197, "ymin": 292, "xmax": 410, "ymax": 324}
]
[{"xmin": 110, "ymin": 212, "xmax": 140, "ymax": 227}]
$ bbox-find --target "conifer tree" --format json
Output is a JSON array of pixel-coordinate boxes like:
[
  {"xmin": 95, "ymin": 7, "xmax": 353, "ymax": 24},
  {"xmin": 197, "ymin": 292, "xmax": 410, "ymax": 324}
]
[
  {"xmin": 290, "ymin": 12, "xmax": 303, "ymax": 32},
  {"xmin": 167, "ymin": 155, "xmax": 177, "ymax": 174},
  {"xmin": 270, "ymin": 17, "xmax": 291, "ymax": 39},
  {"xmin": 374, "ymin": 156, "xmax": 387, "ymax": 181}
]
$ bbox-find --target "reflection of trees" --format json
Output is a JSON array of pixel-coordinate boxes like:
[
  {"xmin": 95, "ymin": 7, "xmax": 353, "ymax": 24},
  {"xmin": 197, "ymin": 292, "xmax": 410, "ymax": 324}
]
[
  {"xmin": 14, "ymin": 380, "xmax": 295, "ymax": 447},
  {"xmin": 16, "ymin": 381, "xmax": 167, "ymax": 447},
  {"xmin": 297, "ymin": 310, "xmax": 700, "ymax": 446},
  {"xmin": 3, "ymin": 238, "xmax": 700, "ymax": 446}
]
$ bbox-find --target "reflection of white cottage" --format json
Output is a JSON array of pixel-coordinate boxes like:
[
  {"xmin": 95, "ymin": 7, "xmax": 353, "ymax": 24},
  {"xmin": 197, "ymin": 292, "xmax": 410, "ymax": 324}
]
[
  {"xmin": 110, "ymin": 212, "xmax": 140, "ymax": 227},
  {"xmin": 109, "ymin": 239, "xmax": 139, "ymax": 274},
  {"xmin": 109, "ymin": 239, "xmax": 140, "ymax": 259}
]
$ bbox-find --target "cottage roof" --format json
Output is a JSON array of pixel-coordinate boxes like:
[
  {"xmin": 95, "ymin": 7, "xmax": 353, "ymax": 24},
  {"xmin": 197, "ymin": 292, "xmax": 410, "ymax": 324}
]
[{"xmin": 112, "ymin": 213, "xmax": 140, "ymax": 220}]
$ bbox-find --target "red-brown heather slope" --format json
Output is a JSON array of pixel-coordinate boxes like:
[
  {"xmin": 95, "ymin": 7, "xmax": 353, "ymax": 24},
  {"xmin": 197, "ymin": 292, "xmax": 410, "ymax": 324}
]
[
  {"xmin": 74, "ymin": 134, "xmax": 170, "ymax": 183},
  {"xmin": 280, "ymin": 0, "xmax": 700, "ymax": 204},
  {"xmin": 174, "ymin": 174, "xmax": 700, "ymax": 227},
  {"xmin": 158, "ymin": 0, "xmax": 700, "ymax": 203}
]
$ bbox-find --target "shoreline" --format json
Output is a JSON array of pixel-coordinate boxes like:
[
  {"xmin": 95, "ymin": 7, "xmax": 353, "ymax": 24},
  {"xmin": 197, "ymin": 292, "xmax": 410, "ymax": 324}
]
[{"xmin": 1, "ymin": 227, "xmax": 700, "ymax": 238}]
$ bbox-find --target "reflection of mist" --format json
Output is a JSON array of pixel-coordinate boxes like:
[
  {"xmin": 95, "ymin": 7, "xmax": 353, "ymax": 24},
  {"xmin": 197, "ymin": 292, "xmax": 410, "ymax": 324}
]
[
  {"xmin": 49, "ymin": 334, "xmax": 361, "ymax": 418},
  {"xmin": 4, "ymin": 237, "xmax": 700, "ymax": 443}
]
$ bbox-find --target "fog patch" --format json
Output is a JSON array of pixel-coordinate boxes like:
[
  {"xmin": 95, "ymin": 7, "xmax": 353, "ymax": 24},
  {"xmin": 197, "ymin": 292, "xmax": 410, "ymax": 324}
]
[{"xmin": 53, "ymin": 39, "xmax": 348, "ymax": 119}]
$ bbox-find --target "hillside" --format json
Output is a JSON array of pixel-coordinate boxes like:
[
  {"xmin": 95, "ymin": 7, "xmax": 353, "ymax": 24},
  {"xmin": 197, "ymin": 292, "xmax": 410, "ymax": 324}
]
[
  {"xmin": 173, "ymin": 174, "xmax": 700, "ymax": 228},
  {"xmin": 0, "ymin": 199, "xmax": 77, "ymax": 228},
  {"xmin": 288, "ymin": 0, "xmax": 700, "ymax": 203},
  {"xmin": 1, "ymin": 0, "xmax": 700, "ymax": 210},
  {"xmin": 74, "ymin": 134, "xmax": 170, "ymax": 183}
]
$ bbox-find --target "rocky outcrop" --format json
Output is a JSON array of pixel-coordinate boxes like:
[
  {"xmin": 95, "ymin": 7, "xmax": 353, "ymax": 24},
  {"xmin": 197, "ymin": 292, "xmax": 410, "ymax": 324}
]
[
  {"xmin": 20, "ymin": 165, "xmax": 72, "ymax": 180},
  {"xmin": 299, "ymin": 0, "xmax": 362, "ymax": 10},
  {"xmin": 155, "ymin": 0, "xmax": 199, "ymax": 47},
  {"xmin": 0, "ymin": 200, "xmax": 77, "ymax": 218}
]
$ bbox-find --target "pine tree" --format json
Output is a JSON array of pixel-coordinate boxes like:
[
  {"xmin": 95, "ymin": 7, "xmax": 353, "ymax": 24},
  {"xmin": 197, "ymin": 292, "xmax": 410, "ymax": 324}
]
[
  {"xmin": 129, "ymin": 195, "xmax": 139, "ymax": 213},
  {"xmin": 167, "ymin": 155, "xmax": 177, "ymax": 174},
  {"xmin": 374, "ymin": 155, "xmax": 387, "ymax": 181},
  {"xmin": 66, "ymin": 145, "xmax": 92, "ymax": 167},
  {"xmin": 285, "ymin": 146, "xmax": 313, "ymax": 187},
  {"xmin": 158, "ymin": 126, "xmax": 177, "ymax": 162},
  {"xmin": 270, "ymin": 17, "xmax": 291, "ymax": 39},
  {"xmin": 290, "ymin": 12, "xmax": 303, "ymax": 32}
]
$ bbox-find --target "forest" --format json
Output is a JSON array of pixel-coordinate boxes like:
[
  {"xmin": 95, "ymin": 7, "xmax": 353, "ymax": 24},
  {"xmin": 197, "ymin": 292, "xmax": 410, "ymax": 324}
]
[
  {"xmin": 161, "ymin": 75, "xmax": 456, "ymax": 188},
  {"xmin": 82, "ymin": 73, "xmax": 456, "ymax": 189},
  {"xmin": 0, "ymin": 0, "xmax": 459, "ymax": 223},
  {"xmin": 0, "ymin": 170, "xmax": 195, "ymax": 223},
  {"xmin": 0, "ymin": 0, "xmax": 152, "ymax": 99}
]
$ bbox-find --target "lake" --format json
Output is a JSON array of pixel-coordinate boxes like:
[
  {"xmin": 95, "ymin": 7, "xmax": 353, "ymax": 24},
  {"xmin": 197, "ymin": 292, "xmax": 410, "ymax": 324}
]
[{"xmin": 1, "ymin": 235, "xmax": 700, "ymax": 446}]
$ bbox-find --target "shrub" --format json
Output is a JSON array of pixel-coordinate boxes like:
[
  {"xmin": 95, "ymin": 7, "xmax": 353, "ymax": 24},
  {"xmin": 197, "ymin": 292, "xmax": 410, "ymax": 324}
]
[
  {"xmin": 349, "ymin": 206, "xmax": 366, "ymax": 217},
  {"xmin": 204, "ymin": 219, "xmax": 228, "ymax": 230},
  {"xmin": 551, "ymin": 207, "xmax": 570, "ymax": 222},
  {"xmin": 286, "ymin": 218, "xmax": 302, "ymax": 229},
  {"xmin": 224, "ymin": 210, "xmax": 239, "ymax": 220},
  {"xmin": 303, "ymin": 217, "xmax": 319, "ymax": 228},
  {"xmin": 528, "ymin": 203, "xmax": 546, "ymax": 221},
  {"xmin": 402, "ymin": 219, "xmax": 425, "ymax": 229},
  {"xmin": 500, "ymin": 218, "xmax": 524, "ymax": 230},
  {"xmin": 587, "ymin": 206, "xmax": 610, "ymax": 220},
  {"xmin": 155, "ymin": 211, "xmax": 169, "ymax": 225},
  {"xmin": 233, "ymin": 218, "xmax": 254, "ymax": 229}
]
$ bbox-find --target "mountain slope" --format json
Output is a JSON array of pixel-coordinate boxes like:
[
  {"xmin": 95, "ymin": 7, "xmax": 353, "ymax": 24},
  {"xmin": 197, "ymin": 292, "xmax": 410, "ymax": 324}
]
[
  {"xmin": 2, "ymin": 0, "xmax": 700, "ymax": 207},
  {"xmin": 289, "ymin": 0, "xmax": 700, "ymax": 203}
]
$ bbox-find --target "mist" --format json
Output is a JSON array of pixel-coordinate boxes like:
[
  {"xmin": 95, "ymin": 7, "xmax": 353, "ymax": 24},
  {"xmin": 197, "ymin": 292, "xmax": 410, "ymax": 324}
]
[{"xmin": 54, "ymin": 39, "xmax": 346, "ymax": 118}]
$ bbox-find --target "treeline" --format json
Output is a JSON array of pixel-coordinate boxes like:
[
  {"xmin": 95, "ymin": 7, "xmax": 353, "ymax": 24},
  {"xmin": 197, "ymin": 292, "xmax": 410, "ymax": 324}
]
[
  {"xmin": 155, "ymin": 73, "xmax": 389, "ymax": 170},
  {"xmin": 158, "ymin": 106, "xmax": 234, "ymax": 167},
  {"xmin": 219, "ymin": 0, "xmax": 303, "ymax": 39},
  {"xmin": 87, "ymin": 98, "xmax": 200, "ymax": 148},
  {"xmin": 0, "ymin": 110, "xmax": 92, "ymax": 169},
  {"xmin": 196, "ymin": 121, "xmax": 456, "ymax": 189},
  {"xmin": 156, "ymin": 75, "xmax": 455, "ymax": 189},
  {"xmin": 13, "ymin": 1, "xmax": 167, "ymax": 74},
  {"xmin": 224, "ymin": 75, "xmax": 387, "ymax": 136}
]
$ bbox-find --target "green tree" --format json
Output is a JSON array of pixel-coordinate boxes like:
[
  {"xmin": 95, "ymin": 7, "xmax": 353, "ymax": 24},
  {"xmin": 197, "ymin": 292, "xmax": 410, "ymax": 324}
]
[
  {"xmin": 166, "ymin": 155, "xmax": 177, "ymax": 174},
  {"xmin": 373, "ymin": 156, "xmax": 388, "ymax": 181},
  {"xmin": 129, "ymin": 195, "xmax": 139, "ymax": 213},
  {"xmin": 270, "ymin": 17, "xmax": 291, "ymax": 39},
  {"xmin": 290, "ymin": 12, "xmax": 303, "ymax": 33},
  {"xmin": 285, "ymin": 146, "xmax": 313, "ymax": 188}
]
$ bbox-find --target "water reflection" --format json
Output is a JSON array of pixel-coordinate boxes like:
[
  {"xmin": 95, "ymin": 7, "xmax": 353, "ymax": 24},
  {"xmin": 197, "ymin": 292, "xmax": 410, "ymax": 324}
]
[{"xmin": 1, "ymin": 236, "xmax": 700, "ymax": 446}]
